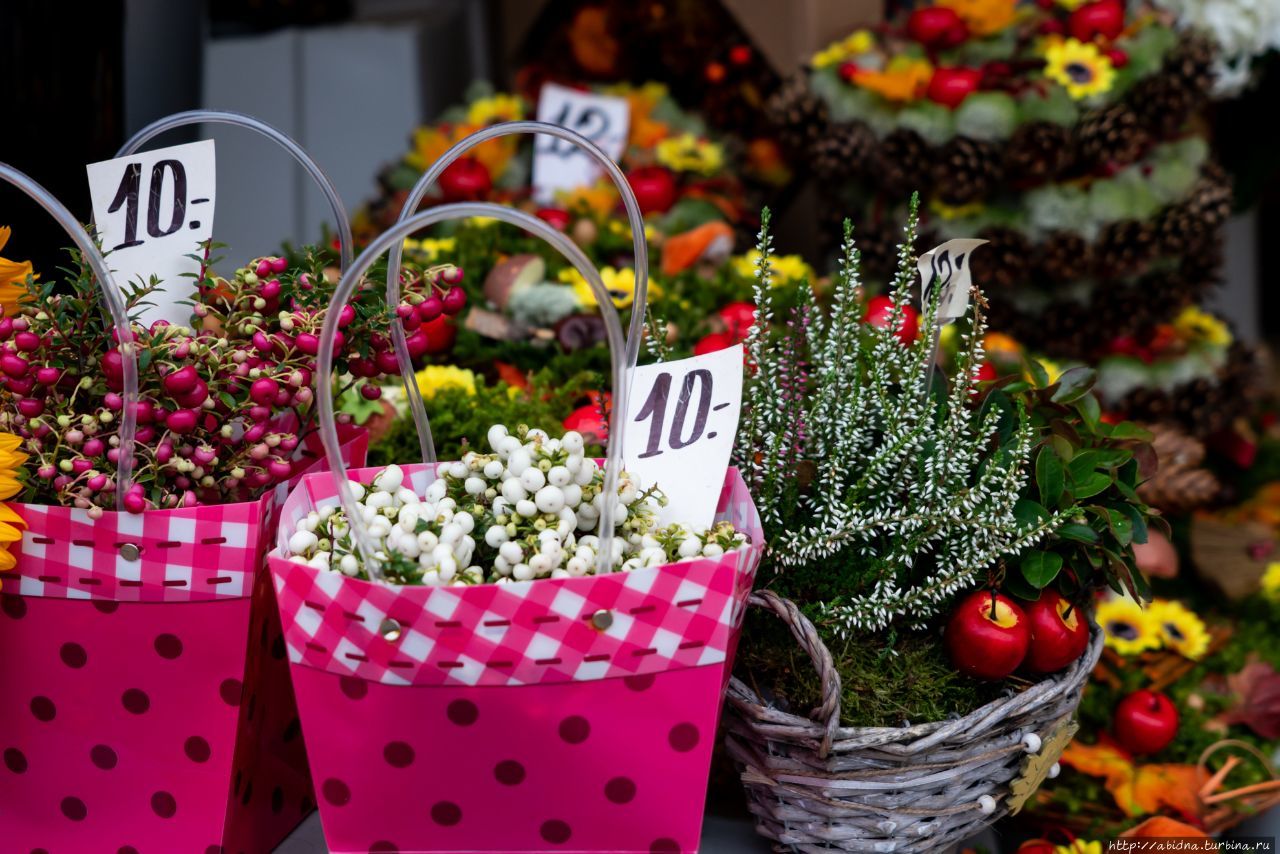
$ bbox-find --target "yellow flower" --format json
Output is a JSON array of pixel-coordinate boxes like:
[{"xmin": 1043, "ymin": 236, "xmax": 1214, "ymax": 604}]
[
  {"xmin": 0, "ymin": 226, "xmax": 35, "ymax": 317},
  {"xmin": 466, "ymin": 217, "xmax": 498, "ymax": 229},
  {"xmin": 853, "ymin": 57, "xmax": 934, "ymax": 102},
  {"xmin": 1025, "ymin": 356, "xmax": 1065, "ymax": 385},
  {"xmin": 557, "ymin": 183, "xmax": 619, "ymax": 219},
  {"xmin": 402, "ymin": 237, "xmax": 456, "ymax": 263},
  {"xmin": 1045, "ymin": 39, "xmax": 1117, "ymax": 100},
  {"xmin": 558, "ymin": 266, "xmax": 636, "ymax": 309},
  {"xmin": 731, "ymin": 250, "xmax": 815, "ymax": 288},
  {"xmin": 655, "ymin": 134, "xmax": 724, "ymax": 176},
  {"xmin": 466, "ymin": 93, "xmax": 524, "ymax": 126},
  {"xmin": 1056, "ymin": 842, "xmax": 1103, "ymax": 854},
  {"xmin": 1172, "ymin": 305, "xmax": 1232, "ymax": 348},
  {"xmin": 606, "ymin": 218, "xmax": 657, "ymax": 243},
  {"xmin": 414, "ymin": 365, "xmax": 476, "ymax": 400},
  {"xmin": 1096, "ymin": 596, "xmax": 1162, "ymax": 656},
  {"xmin": 984, "ymin": 332, "xmax": 1023, "ymax": 357},
  {"xmin": 1148, "ymin": 599, "xmax": 1210, "ymax": 660},
  {"xmin": 0, "ymin": 431, "xmax": 28, "ymax": 501},
  {"xmin": 811, "ymin": 29, "xmax": 876, "ymax": 68},
  {"xmin": 930, "ymin": 200, "xmax": 986, "ymax": 220},
  {"xmin": 938, "ymin": 0, "xmax": 1019, "ymax": 37},
  {"xmin": 1261, "ymin": 562, "xmax": 1280, "ymax": 603},
  {"xmin": 1056, "ymin": 0, "xmax": 1087, "ymax": 8}
]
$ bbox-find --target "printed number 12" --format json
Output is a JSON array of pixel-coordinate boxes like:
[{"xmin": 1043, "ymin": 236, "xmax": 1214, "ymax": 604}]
[{"xmin": 634, "ymin": 369, "xmax": 713, "ymax": 458}]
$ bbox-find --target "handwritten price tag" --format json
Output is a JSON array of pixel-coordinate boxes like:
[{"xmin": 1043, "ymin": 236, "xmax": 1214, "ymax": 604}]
[
  {"xmin": 623, "ymin": 345, "xmax": 744, "ymax": 529},
  {"xmin": 87, "ymin": 139, "xmax": 216, "ymax": 326},
  {"xmin": 532, "ymin": 83, "xmax": 629, "ymax": 205},
  {"xmin": 918, "ymin": 238, "xmax": 988, "ymax": 323}
]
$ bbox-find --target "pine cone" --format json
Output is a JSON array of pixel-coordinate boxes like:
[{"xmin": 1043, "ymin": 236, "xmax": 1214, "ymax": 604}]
[
  {"xmin": 1095, "ymin": 220, "xmax": 1157, "ymax": 278},
  {"xmin": 811, "ymin": 122, "xmax": 877, "ymax": 182},
  {"xmin": 932, "ymin": 137, "xmax": 1002, "ymax": 205},
  {"xmin": 875, "ymin": 129, "xmax": 931, "ymax": 198},
  {"xmin": 1036, "ymin": 231, "xmax": 1094, "ymax": 283},
  {"xmin": 971, "ymin": 226, "xmax": 1030, "ymax": 291},
  {"xmin": 1130, "ymin": 33, "xmax": 1215, "ymax": 138},
  {"xmin": 766, "ymin": 72, "xmax": 829, "ymax": 156},
  {"xmin": 1138, "ymin": 465, "xmax": 1222, "ymax": 514},
  {"xmin": 1004, "ymin": 121, "xmax": 1072, "ymax": 185},
  {"xmin": 1077, "ymin": 104, "xmax": 1148, "ymax": 168}
]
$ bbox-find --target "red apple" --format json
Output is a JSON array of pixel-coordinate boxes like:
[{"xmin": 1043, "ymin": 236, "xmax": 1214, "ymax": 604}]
[
  {"xmin": 907, "ymin": 6, "xmax": 964, "ymax": 46},
  {"xmin": 946, "ymin": 590, "xmax": 1031, "ymax": 681},
  {"xmin": 863, "ymin": 295, "xmax": 920, "ymax": 345},
  {"xmin": 718, "ymin": 301, "xmax": 757, "ymax": 341},
  {"xmin": 928, "ymin": 67, "xmax": 984, "ymax": 109},
  {"xmin": 536, "ymin": 207, "xmax": 572, "ymax": 231},
  {"xmin": 563, "ymin": 391, "xmax": 610, "ymax": 443},
  {"xmin": 1024, "ymin": 590, "xmax": 1090, "ymax": 673},
  {"xmin": 626, "ymin": 166, "xmax": 678, "ymax": 215},
  {"xmin": 438, "ymin": 157, "xmax": 492, "ymax": 202},
  {"xmin": 1113, "ymin": 690, "xmax": 1179, "ymax": 755},
  {"xmin": 1069, "ymin": 0, "xmax": 1125, "ymax": 42},
  {"xmin": 694, "ymin": 331, "xmax": 737, "ymax": 355}
]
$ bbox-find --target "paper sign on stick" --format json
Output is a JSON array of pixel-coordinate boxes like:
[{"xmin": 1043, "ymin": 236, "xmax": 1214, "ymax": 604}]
[
  {"xmin": 623, "ymin": 345, "xmax": 744, "ymax": 529},
  {"xmin": 918, "ymin": 238, "xmax": 988, "ymax": 323},
  {"xmin": 532, "ymin": 83, "xmax": 629, "ymax": 205},
  {"xmin": 87, "ymin": 139, "xmax": 216, "ymax": 326}
]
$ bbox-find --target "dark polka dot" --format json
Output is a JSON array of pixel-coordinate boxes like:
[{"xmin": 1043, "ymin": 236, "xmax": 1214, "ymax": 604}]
[
  {"xmin": 60, "ymin": 796, "xmax": 87, "ymax": 820},
  {"xmin": 184, "ymin": 736, "xmax": 211, "ymax": 763},
  {"xmin": 60, "ymin": 642, "xmax": 87, "ymax": 668},
  {"xmin": 339, "ymin": 676, "xmax": 367, "ymax": 700},
  {"xmin": 151, "ymin": 791, "xmax": 177, "ymax": 818},
  {"xmin": 205, "ymin": 846, "xmax": 224, "ymax": 854},
  {"xmin": 650, "ymin": 839, "xmax": 681, "ymax": 853},
  {"xmin": 282, "ymin": 717, "xmax": 301, "ymax": 743},
  {"xmin": 624, "ymin": 673, "xmax": 655, "ymax": 691},
  {"xmin": 540, "ymin": 820, "xmax": 572, "ymax": 844},
  {"xmin": 90, "ymin": 744, "xmax": 118, "ymax": 770},
  {"xmin": 30, "ymin": 696, "xmax": 55, "ymax": 722},
  {"xmin": 219, "ymin": 678, "xmax": 242, "ymax": 706},
  {"xmin": 241, "ymin": 781, "xmax": 253, "ymax": 806},
  {"xmin": 668, "ymin": 722, "xmax": 699, "ymax": 752},
  {"xmin": 271, "ymin": 634, "xmax": 286, "ymax": 659},
  {"xmin": 370, "ymin": 843, "xmax": 399, "ymax": 854},
  {"xmin": 383, "ymin": 741, "xmax": 414, "ymax": 768},
  {"xmin": 122, "ymin": 688, "xmax": 150, "ymax": 714},
  {"xmin": 494, "ymin": 759, "xmax": 525, "ymax": 785},
  {"xmin": 558, "ymin": 715, "xmax": 590, "ymax": 744},
  {"xmin": 232, "ymin": 769, "xmax": 242, "ymax": 796},
  {"xmin": 92, "ymin": 600, "xmax": 118, "ymax": 614},
  {"xmin": 119, "ymin": 847, "xmax": 139, "ymax": 854},
  {"xmin": 605, "ymin": 776, "xmax": 636, "ymax": 804},
  {"xmin": 154, "ymin": 633, "xmax": 183, "ymax": 659},
  {"xmin": 1, "ymin": 594, "xmax": 27, "ymax": 619},
  {"xmin": 446, "ymin": 698, "xmax": 478, "ymax": 726},
  {"xmin": 322, "ymin": 778, "xmax": 351, "ymax": 806},
  {"xmin": 32, "ymin": 849, "xmax": 50, "ymax": 854},
  {"xmin": 430, "ymin": 801, "xmax": 461, "ymax": 826},
  {"xmin": 4, "ymin": 747, "xmax": 27, "ymax": 773},
  {"xmin": 271, "ymin": 786, "xmax": 284, "ymax": 814}
]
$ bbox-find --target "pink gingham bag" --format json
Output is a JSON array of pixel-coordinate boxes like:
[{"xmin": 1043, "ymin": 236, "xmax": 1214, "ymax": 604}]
[
  {"xmin": 268, "ymin": 122, "xmax": 764, "ymax": 854},
  {"xmin": 0, "ymin": 112, "xmax": 364, "ymax": 854}
]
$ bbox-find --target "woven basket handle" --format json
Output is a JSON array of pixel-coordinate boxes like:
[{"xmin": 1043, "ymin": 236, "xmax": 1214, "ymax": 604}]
[{"xmin": 749, "ymin": 590, "xmax": 843, "ymax": 757}]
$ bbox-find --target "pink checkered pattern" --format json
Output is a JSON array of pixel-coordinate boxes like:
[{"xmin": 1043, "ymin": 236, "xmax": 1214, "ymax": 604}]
[{"xmin": 268, "ymin": 463, "xmax": 763, "ymax": 686}]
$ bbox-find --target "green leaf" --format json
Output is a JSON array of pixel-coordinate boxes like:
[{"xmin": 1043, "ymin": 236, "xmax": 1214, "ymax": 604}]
[
  {"xmin": 1072, "ymin": 471, "xmax": 1114, "ymax": 499},
  {"xmin": 1057, "ymin": 523, "xmax": 1099, "ymax": 544},
  {"xmin": 1102, "ymin": 421, "xmax": 1153, "ymax": 441},
  {"xmin": 1021, "ymin": 551, "xmax": 1064, "ymax": 588},
  {"xmin": 1074, "ymin": 392, "xmax": 1101, "ymax": 429},
  {"xmin": 1051, "ymin": 435, "xmax": 1075, "ymax": 461},
  {"xmin": 218, "ymin": 392, "xmax": 237, "ymax": 410},
  {"xmin": 1050, "ymin": 366, "xmax": 1097, "ymax": 403},
  {"xmin": 1025, "ymin": 359, "xmax": 1050, "ymax": 388},
  {"xmin": 1014, "ymin": 498, "xmax": 1049, "ymax": 529},
  {"xmin": 1004, "ymin": 569, "xmax": 1042, "ymax": 601},
  {"xmin": 1067, "ymin": 450, "xmax": 1101, "ymax": 482},
  {"xmin": 1036, "ymin": 446, "xmax": 1065, "ymax": 508}
]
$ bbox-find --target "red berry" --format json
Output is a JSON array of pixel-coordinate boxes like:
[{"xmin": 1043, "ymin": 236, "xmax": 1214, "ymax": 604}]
[
  {"xmin": 417, "ymin": 295, "xmax": 444, "ymax": 322},
  {"xmin": 729, "ymin": 44, "xmax": 751, "ymax": 65},
  {"xmin": 17, "ymin": 398, "xmax": 43, "ymax": 417},
  {"xmin": 442, "ymin": 287, "xmax": 467, "ymax": 315},
  {"xmin": 536, "ymin": 208, "xmax": 572, "ymax": 231},
  {"xmin": 420, "ymin": 315, "xmax": 456, "ymax": 355},
  {"xmin": 360, "ymin": 384, "xmax": 382, "ymax": 401},
  {"xmin": 839, "ymin": 61, "xmax": 861, "ymax": 82},
  {"xmin": 438, "ymin": 157, "xmax": 492, "ymax": 202},
  {"xmin": 337, "ymin": 304, "xmax": 356, "ymax": 328},
  {"xmin": 1069, "ymin": 0, "xmax": 1125, "ymax": 42},
  {"xmin": 1105, "ymin": 48, "xmax": 1129, "ymax": 68},
  {"xmin": 927, "ymin": 67, "xmax": 984, "ymax": 109},
  {"xmin": 249, "ymin": 377, "xmax": 279, "ymax": 405},
  {"xmin": 907, "ymin": 6, "xmax": 963, "ymax": 45},
  {"xmin": 863, "ymin": 295, "xmax": 920, "ymax": 345},
  {"xmin": 14, "ymin": 331, "xmax": 40, "ymax": 352},
  {"xmin": 718, "ymin": 302, "xmax": 757, "ymax": 341},
  {"xmin": 626, "ymin": 166, "xmax": 678, "ymax": 216},
  {"xmin": 294, "ymin": 333, "xmax": 320, "ymax": 356},
  {"xmin": 694, "ymin": 331, "xmax": 737, "ymax": 356},
  {"xmin": 167, "ymin": 409, "xmax": 199, "ymax": 434},
  {"xmin": 1, "ymin": 354, "xmax": 29, "ymax": 378},
  {"xmin": 174, "ymin": 379, "xmax": 209, "ymax": 408},
  {"xmin": 162, "ymin": 365, "xmax": 199, "ymax": 395}
]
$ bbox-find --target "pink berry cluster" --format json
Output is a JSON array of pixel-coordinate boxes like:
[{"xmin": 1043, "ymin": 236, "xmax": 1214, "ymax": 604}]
[{"xmin": 0, "ymin": 248, "xmax": 467, "ymax": 513}]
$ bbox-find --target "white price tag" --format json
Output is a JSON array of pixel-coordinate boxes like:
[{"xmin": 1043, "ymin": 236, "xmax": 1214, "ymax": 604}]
[
  {"xmin": 87, "ymin": 139, "xmax": 216, "ymax": 326},
  {"xmin": 532, "ymin": 83, "xmax": 630, "ymax": 205},
  {"xmin": 918, "ymin": 238, "xmax": 988, "ymax": 324},
  {"xmin": 623, "ymin": 345, "xmax": 744, "ymax": 530}
]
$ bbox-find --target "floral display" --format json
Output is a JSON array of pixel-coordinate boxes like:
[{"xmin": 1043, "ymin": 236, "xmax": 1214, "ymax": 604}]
[{"xmin": 1154, "ymin": 0, "xmax": 1280, "ymax": 96}]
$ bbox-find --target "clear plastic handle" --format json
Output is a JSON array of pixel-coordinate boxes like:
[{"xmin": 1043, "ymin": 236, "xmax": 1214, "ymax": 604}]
[
  {"xmin": 385, "ymin": 120, "xmax": 650, "ymax": 469},
  {"xmin": 0, "ymin": 164, "xmax": 138, "ymax": 512},
  {"xmin": 317, "ymin": 203, "xmax": 631, "ymax": 581},
  {"xmin": 117, "ymin": 109, "xmax": 354, "ymax": 270}
]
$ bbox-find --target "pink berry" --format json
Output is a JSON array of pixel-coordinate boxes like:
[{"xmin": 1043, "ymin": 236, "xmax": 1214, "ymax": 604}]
[
  {"xmin": 442, "ymin": 287, "xmax": 467, "ymax": 315},
  {"xmin": 156, "ymin": 443, "xmax": 173, "ymax": 464},
  {"xmin": 252, "ymin": 331, "xmax": 274, "ymax": 355},
  {"xmin": 268, "ymin": 458, "xmax": 293, "ymax": 480},
  {"xmin": 0, "ymin": 318, "xmax": 12, "ymax": 340},
  {"xmin": 1, "ymin": 354, "xmax": 29, "ymax": 378},
  {"xmin": 443, "ymin": 266, "xmax": 464, "ymax": 284},
  {"xmin": 35, "ymin": 366, "xmax": 60, "ymax": 385},
  {"xmin": 260, "ymin": 278, "xmax": 281, "ymax": 300},
  {"xmin": 163, "ymin": 365, "xmax": 199, "ymax": 395},
  {"xmin": 249, "ymin": 405, "xmax": 271, "ymax": 422},
  {"xmin": 375, "ymin": 351, "xmax": 400, "ymax": 374},
  {"xmin": 243, "ymin": 423, "xmax": 267, "ymax": 443},
  {"xmin": 37, "ymin": 465, "xmax": 55, "ymax": 479},
  {"xmin": 167, "ymin": 409, "xmax": 199, "ymax": 434},
  {"xmin": 104, "ymin": 392, "xmax": 123, "ymax": 410},
  {"xmin": 14, "ymin": 331, "xmax": 40, "ymax": 351},
  {"xmin": 417, "ymin": 295, "xmax": 444, "ymax": 322},
  {"xmin": 194, "ymin": 446, "xmax": 216, "ymax": 465},
  {"xmin": 133, "ymin": 399, "xmax": 155, "ymax": 423},
  {"xmin": 87, "ymin": 474, "xmax": 107, "ymax": 492},
  {"xmin": 136, "ymin": 426, "xmax": 156, "ymax": 443},
  {"xmin": 72, "ymin": 459, "xmax": 91, "ymax": 474},
  {"xmin": 83, "ymin": 438, "xmax": 104, "ymax": 457},
  {"xmin": 175, "ymin": 380, "xmax": 209, "ymax": 408},
  {"xmin": 16, "ymin": 398, "xmax": 43, "ymax": 417},
  {"xmin": 360, "ymin": 384, "xmax": 382, "ymax": 401},
  {"xmin": 256, "ymin": 259, "xmax": 273, "ymax": 277},
  {"xmin": 6, "ymin": 376, "xmax": 34, "ymax": 395},
  {"xmin": 11, "ymin": 317, "xmax": 28, "ymax": 332},
  {"xmin": 249, "ymin": 377, "xmax": 279, "ymax": 405},
  {"xmin": 294, "ymin": 333, "xmax": 320, "ymax": 356},
  {"xmin": 401, "ymin": 313, "xmax": 422, "ymax": 331},
  {"xmin": 123, "ymin": 492, "xmax": 146, "ymax": 514},
  {"xmin": 337, "ymin": 304, "xmax": 356, "ymax": 328},
  {"xmin": 278, "ymin": 436, "xmax": 299, "ymax": 453},
  {"xmin": 270, "ymin": 256, "xmax": 288, "ymax": 274}
]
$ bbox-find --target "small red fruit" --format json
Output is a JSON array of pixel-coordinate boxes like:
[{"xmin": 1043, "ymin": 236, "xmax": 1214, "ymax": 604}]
[
  {"xmin": 946, "ymin": 590, "xmax": 1031, "ymax": 680},
  {"xmin": 438, "ymin": 157, "xmax": 492, "ymax": 202},
  {"xmin": 1024, "ymin": 590, "xmax": 1090, "ymax": 673},
  {"xmin": 536, "ymin": 208, "xmax": 572, "ymax": 231},
  {"xmin": 1105, "ymin": 48, "xmax": 1129, "ymax": 68},
  {"xmin": 718, "ymin": 302, "xmax": 757, "ymax": 341},
  {"xmin": 863, "ymin": 295, "xmax": 920, "ymax": 345},
  {"xmin": 626, "ymin": 166, "xmax": 678, "ymax": 216},
  {"xmin": 907, "ymin": 6, "xmax": 963, "ymax": 46},
  {"xmin": 1113, "ymin": 689, "xmax": 1179, "ymax": 755},
  {"xmin": 927, "ymin": 67, "xmax": 984, "ymax": 109},
  {"xmin": 839, "ymin": 61, "xmax": 861, "ymax": 82},
  {"xmin": 694, "ymin": 331, "xmax": 737, "ymax": 356},
  {"xmin": 975, "ymin": 361, "xmax": 999, "ymax": 383},
  {"xmin": 1069, "ymin": 0, "xmax": 1125, "ymax": 42},
  {"xmin": 728, "ymin": 45, "xmax": 752, "ymax": 65},
  {"xmin": 419, "ymin": 314, "xmax": 456, "ymax": 355}
]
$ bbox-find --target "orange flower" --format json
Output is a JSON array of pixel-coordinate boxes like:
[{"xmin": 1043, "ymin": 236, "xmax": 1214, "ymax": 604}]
[
  {"xmin": 0, "ymin": 226, "xmax": 35, "ymax": 317},
  {"xmin": 1059, "ymin": 740, "xmax": 1201, "ymax": 819},
  {"xmin": 556, "ymin": 182, "xmax": 619, "ymax": 219},
  {"xmin": 405, "ymin": 124, "xmax": 517, "ymax": 183},
  {"xmin": 853, "ymin": 58, "xmax": 934, "ymax": 102},
  {"xmin": 938, "ymin": 0, "xmax": 1020, "ymax": 36}
]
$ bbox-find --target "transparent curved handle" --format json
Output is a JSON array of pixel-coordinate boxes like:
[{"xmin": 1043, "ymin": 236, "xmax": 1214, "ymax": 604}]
[
  {"xmin": 386, "ymin": 120, "xmax": 650, "ymax": 469},
  {"xmin": 0, "ymin": 164, "xmax": 138, "ymax": 512},
  {"xmin": 318, "ymin": 202, "xmax": 631, "ymax": 580},
  {"xmin": 117, "ymin": 109, "xmax": 354, "ymax": 270}
]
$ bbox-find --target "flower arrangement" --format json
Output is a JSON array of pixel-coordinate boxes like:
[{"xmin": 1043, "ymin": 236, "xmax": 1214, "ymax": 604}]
[{"xmin": 1154, "ymin": 0, "xmax": 1280, "ymax": 96}]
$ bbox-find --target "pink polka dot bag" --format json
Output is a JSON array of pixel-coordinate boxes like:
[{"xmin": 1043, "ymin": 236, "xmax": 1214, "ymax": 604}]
[{"xmin": 267, "ymin": 125, "xmax": 765, "ymax": 853}]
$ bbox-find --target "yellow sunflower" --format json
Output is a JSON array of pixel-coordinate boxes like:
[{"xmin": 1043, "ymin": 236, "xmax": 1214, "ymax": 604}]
[
  {"xmin": 1261, "ymin": 562, "xmax": 1280, "ymax": 603},
  {"xmin": 0, "ymin": 432, "xmax": 29, "ymax": 584},
  {"xmin": 1148, "ymin": 599, "xmax": 1210, "ymax": 660},
  {"xmin": 811, "ymin": 30, "xmax": 876, "ymax": 69},
  {"xmin": 558, "ymin": 266, "xmax": 636, "ymax": 310},
  {"xmin": 1056, "ymin": 842, "xmax": 1103, "ymax": 854},
  {"xmin": 414, "ymin": 365, "xmax": 476, "ymax": 400},
  {"xmin": 1045, "ymin": 39, "xmax": 1117, "ymax": 100},
  {"xmin": 0, "ymin": 226, "xmax": 36, "ymax": 316},
  {"xmin": 938, "ymin": 0, "xmax": 1019, "ymax": 37},
  {"xmin": 401, "ymin": 237, "xmax": 456, "ymax": 263},
  {"xmin": 730, "ymin": 249, "xmax": 815, "ymax": 287},
  {"xmin": 465, "ymin": 93, "xmax": 524, "ymax": 126},
  {"xmin": 655, "ymin": 134, "xmax": 725, "ymax": 176},
  {"xmin": 1172, "ymin": 305, "xmax": 1232, "ymax": 348},
  {"xmin": 1096, "ymin": 596, "xmax": 1162, "ymax": 655}
]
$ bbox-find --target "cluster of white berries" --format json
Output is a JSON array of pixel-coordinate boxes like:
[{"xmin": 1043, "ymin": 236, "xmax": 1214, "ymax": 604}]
[{"xmin": 287, "ymin": 424, "xmax": 747, "ymax": 586}]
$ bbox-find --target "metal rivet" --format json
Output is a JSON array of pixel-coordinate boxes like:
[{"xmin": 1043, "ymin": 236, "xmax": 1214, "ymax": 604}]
[
  {"xmin": 379, "ymin": 618, "xmax": 402, "ymax": 642},
  {"xmin": 590, "ymin": 609, "xmax": 613, "ymax": 631},
  {"xmin": 119, "ymin": 543, "xmax": 141, "ymax": 562}
]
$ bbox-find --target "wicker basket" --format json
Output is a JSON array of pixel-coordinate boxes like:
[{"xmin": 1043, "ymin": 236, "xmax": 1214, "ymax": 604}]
[{"xmin": 724, "ymin": 591, "xmax": 1104, "ymax": 853}]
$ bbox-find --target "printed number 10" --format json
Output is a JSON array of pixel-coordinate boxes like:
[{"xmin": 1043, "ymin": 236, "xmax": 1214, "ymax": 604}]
[
  {"xmin": 106, "ymin": 159, "xmax": 189, "ymax": 251},
  {"xmin": 634, "ymin": 369, "xmax": 713, "ymax": 459}
]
